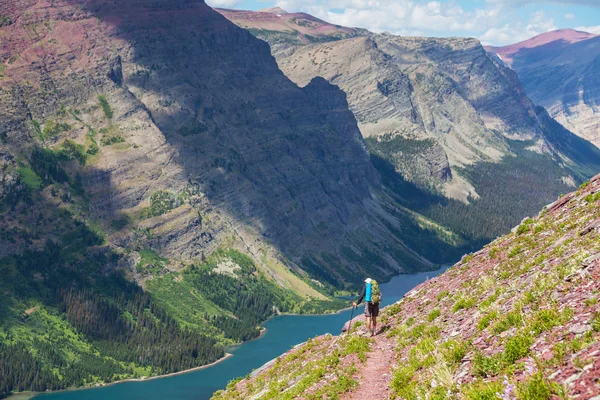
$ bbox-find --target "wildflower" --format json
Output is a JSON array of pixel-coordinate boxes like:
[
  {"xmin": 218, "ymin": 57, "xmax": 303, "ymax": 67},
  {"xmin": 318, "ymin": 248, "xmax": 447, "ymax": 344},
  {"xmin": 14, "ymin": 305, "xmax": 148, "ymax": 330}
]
[
  {"xmin": 524, "ymin": 359, "xmax": 536, "ymax": 376},
  {"xmin": 501, "ymin": 375, "xmax": 516, "ymax": 400}
]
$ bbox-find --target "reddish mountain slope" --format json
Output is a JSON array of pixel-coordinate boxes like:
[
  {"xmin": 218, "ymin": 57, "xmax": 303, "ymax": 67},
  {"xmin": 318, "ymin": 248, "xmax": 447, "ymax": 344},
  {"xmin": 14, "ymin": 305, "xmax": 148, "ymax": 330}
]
[
  {"xmin": 215, "ymin": 7, "xmax": 365, "ymax": 46},
  {"xmin": 485, "ymin": 29, "xmax": 597, "ymax": 66},
  {"xmin": 215, "ymin": 172, "xmax": 600, "ymax": 399}
]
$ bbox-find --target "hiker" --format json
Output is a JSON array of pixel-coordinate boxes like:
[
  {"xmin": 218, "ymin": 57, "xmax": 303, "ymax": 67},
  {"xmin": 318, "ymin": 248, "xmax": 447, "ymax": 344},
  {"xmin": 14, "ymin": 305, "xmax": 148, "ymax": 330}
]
[{"xmin": 352, "ymin": 278, "xmax": 381, "ymax": 336}]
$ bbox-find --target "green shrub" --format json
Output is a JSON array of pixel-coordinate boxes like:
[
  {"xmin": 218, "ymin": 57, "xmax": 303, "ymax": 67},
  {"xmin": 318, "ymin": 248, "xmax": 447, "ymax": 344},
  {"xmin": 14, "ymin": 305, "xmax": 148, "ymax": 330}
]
[
  {"xmin": 591, "ymin": 312, "xmax": 600, "ymax": 332},
  {"xmin": 149, "ymin": 190, "xmax": 177, "ymax": 217},
  {"xmin": 17, "ymin": 166, "xmax": 42, "ymax": 190},
  {"xmin": 517, "ymin": 372, "xmax": 552, "ymax": 400},
  {"xmin": 504, "ymin": 333, "xmax": 533, "ymax": 364},
  {"xmin": 342, "ymin": 336, "xmax": 371, "ymax": 363},
  {"xmin": 177, "ymin": 123, "xmax": 208, "ymax": 136},
  {"xmin": 100, "ymin": 135, "xmax": 125, "ymax": 146},
  {"xmin": 427, "ymin": 308, "xmax": 441, "ymax": 322},
  {"xmin": 472, "ymin": 351, "xmax": 504, "ymax": 377},
  {"xmin": 436, "ymin": 291, "xmax": 449, "ymax": 301},
  {"xmin": 135, "ymin": 249, "xmax": 168, "ymax": 274},
  {"xmin": 489, "ymin": 246, "xmax": 499, "ymax": 259},
  {"xmin": 584, "ymin": 296, "xmax": 598, "ymax": 307},
  {"xmin": 98, "ymin": 95, "xmax": 113, "ymax": 119},
  {"xmin": 86, "ymin": 140, "xmax": 99, "ymax": 155},
  {"xmin": 111, "ymin": 216, "xmax": 131, "ymax": 231},
  {"xmin": 390, "ymin": 364, "xmax": 416, "ymax": 394},
  {"xmin": 508, "ymin": 245, "xmax": 523, "ymax": 258},
  {"xmin": 477, "ymin": 310, "xmax": 498, "ymax": 331},
  {"xmin": 462, "ymin": 380, "xmax": 503, "ymax": 400},
  {"xmin": 516, "ymin": 223, "xmax": 531, "ymax": 236},
  {"xmin": 41, "ymin": 120, "xmax": 71, "ymax": 140},
  {"xmin": 60, "ymin": 139, "xmax": 87, "ymax": 165},
  {"xmin": 452, "ymin": 296, "xmax": 475, "ymax": 313},
  {"xmin": 441, "ymin": 339, "xmax": 470, "ymax": 365},
  {"xmin": 584, "ymin": 193, "xmax": 600, "ymax": 203},
  {"xmin": 480, "ymin": 288, "xmax": 503, "ymax": 309},
  {"xmin": 552, "ymin": 342, "xmax": 568, "ymax": 365},
  {"xmin": 492, "ymin": 308, "xmax": 523, "ymax": 334},
  {"xmin": 530, "ymin": 308, "xmax": 561, "ymax": 336}
]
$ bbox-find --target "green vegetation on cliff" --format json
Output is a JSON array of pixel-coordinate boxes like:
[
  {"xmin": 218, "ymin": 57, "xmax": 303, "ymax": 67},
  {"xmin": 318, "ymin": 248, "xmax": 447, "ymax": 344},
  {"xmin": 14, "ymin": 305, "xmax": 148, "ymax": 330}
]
[
  {"xmin": 370, "ymin": 138, "xmax": 577, "ymax": 255},
  {"xmin": 0, "ymin": 147, "xmax": 340, "ymax": 398}
]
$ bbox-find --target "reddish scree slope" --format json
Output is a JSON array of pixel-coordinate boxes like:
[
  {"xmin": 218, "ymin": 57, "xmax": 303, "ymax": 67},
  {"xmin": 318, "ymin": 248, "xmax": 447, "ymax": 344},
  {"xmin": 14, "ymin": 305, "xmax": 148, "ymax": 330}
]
[{"xmin": 214, "ymin": 173, "xmax": 600, "ymax": 399}]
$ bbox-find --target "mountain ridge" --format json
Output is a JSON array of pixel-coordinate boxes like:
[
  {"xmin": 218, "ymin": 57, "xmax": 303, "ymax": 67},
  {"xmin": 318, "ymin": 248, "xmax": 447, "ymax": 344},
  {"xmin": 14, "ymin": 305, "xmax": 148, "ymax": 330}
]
[
  {"xmin": 484, "ymin": 29, "xmax": 600, "ymax": 148},
  {"xmin": 219, "ymin": 6, "xmax": 600, "ymax": 245}
]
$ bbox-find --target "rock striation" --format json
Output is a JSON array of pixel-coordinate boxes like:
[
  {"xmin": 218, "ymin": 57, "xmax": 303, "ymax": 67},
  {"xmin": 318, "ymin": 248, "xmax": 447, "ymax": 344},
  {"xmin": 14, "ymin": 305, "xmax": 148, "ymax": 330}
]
[
  {"xmin": 220, "ymin": 9, "xmax": 600, "ymax": 205},
  {"xmin": 0, "ymin": 0, "xmax": 443, "ymax": 289}
]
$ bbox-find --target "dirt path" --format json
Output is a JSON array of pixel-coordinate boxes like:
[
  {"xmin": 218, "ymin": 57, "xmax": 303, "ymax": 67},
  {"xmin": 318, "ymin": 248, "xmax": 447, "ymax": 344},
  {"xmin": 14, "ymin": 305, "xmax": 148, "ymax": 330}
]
[{"xmin": 342, "ymin": 328, "xmax": 395, "ymax": 400}]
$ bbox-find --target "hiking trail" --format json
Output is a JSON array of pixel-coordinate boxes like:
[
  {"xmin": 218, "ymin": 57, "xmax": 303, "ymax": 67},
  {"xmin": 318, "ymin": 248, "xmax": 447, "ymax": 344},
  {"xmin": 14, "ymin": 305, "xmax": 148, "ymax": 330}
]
[{"xmin": 342, "ymin": 328, "xmax": 395, "ymax": 400}]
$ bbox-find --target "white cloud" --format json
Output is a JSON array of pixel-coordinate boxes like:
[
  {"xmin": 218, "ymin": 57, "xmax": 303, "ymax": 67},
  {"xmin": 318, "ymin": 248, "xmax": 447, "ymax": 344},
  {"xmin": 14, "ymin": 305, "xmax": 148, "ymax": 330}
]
[
  {"xmin": 205, "ymin": 0, "xmax": 244, "ymax": 8},
  {"xmin": 275, "ymin": 0, "xmax": 502, "ymax": 36},
  {"xmin": 273, "ymin": 0, "xmax": 559, "ymax": 45},
  {"xmin": 480, "ymin": 11, "xmax": 556, "ymax": 45},
  {"xmin": 575, "ymin": 25, "xmax": 600, "ymax": 34},
  {"xmin": 564, "ymin": 13, "xmax": 576, "ymax": 20},
  {"xmin": 487, "ymin": 0, "xmax": 600, "ymax": 5}
]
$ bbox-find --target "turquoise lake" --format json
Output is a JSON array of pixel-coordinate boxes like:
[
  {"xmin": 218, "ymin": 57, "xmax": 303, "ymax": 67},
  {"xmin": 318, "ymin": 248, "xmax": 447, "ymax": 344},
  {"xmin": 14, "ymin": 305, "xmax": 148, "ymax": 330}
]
[{"xmin": 33, "ymin": 265, "xmax": 451, "ymax": 400}]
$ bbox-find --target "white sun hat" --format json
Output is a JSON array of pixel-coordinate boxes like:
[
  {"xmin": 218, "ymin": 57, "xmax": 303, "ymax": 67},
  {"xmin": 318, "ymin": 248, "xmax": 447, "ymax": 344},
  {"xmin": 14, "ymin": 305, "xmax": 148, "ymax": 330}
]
[{"xmin": 365, "ymin": 278, "xmax": 372, "ymax": 283}]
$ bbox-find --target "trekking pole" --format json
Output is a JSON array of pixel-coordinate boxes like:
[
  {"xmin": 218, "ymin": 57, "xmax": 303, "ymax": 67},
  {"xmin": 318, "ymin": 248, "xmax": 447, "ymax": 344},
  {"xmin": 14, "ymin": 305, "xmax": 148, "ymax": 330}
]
[{"xmin": 346, "ymin": 304, "xmax": 355, "ymax": 335}]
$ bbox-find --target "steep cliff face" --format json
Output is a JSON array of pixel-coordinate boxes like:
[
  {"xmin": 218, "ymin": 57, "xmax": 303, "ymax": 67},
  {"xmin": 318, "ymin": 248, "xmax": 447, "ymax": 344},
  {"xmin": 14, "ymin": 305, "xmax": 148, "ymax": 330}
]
[
  {"xmin": 0, "ymin": 0, "xmax": 437, "ymax": 285},
  {"xmin": 214, "ymin": 173, "xmax": 600, "ymax": 400},
  {"xmin": 220, "ymin": 7, "xmax": 600, "ymax": 249},
  {"xmin": 486, "ymin": 29, "xmax": 600, "ymax": 148}
]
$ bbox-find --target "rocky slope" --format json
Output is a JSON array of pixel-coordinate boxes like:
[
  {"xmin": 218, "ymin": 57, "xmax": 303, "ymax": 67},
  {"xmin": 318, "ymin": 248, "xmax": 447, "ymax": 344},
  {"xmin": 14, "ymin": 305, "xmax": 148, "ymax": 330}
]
[
  {"xmin": 486, "ymin": 29, "xmax": 600, "ymax": 148},
  {"xmin": 213, "ymin": 173, "xmax": 600, "ymax": 400},
  {"xmin": 0, "ymin": 0, "xmax": 437, "ymax": 288},
  {"xmin": 220, "ymin": 7, "xmax": 600, "ymax": 249},
  {"xmin": 0, "ymin": 0, "xmax": 469, "ymax": 394},
  {"xmin": 215, "ymin": 7, "xmax": 366, "ymax": 55}
]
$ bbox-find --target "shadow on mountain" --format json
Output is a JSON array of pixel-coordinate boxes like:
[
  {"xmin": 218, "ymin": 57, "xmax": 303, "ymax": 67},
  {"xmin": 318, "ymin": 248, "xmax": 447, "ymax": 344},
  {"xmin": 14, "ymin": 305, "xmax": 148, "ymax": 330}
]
[{"xmin": 43, "ymin": 0, "xmax": 441, "ymax": 284}]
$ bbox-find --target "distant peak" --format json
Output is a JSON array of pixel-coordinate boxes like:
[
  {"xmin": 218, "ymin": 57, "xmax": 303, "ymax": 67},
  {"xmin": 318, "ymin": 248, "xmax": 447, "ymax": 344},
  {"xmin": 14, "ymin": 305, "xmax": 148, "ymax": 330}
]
[
  {"xmin": 259, "ymin": 7, "xmax": 288, "ymax": 14},
  {"xmin": 507, "ymin": 29, "xmax": 596, "ymax": 49}
]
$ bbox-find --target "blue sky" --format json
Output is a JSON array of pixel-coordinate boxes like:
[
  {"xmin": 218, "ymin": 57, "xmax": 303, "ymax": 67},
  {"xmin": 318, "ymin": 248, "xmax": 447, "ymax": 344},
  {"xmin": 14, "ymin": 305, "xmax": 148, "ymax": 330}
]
[{"xmin": 205, "ymin": 0, "xmax": 600, "ymax": 45}]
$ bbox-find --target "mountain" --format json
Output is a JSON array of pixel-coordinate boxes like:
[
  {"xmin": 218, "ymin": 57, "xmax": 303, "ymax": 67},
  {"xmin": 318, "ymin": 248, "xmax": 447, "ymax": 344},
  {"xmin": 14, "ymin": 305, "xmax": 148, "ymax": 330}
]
[
  {"xmin": 219, "ymin": 8, "xmax": 600, "ymax": 247},
  {"xmin": 215, "ymin": 7, "xmax": 366, "ymax": 51},
  {"xmin": 486, "ymin": 29, "xmax": 600, "ymax": 148},
  {"xmin": 0, "ymin": 0, "xmax": 469, "ymax": 395},
  {"xmin": 214, "ymin": 173, "xmax": 600, "ymax": 399}
]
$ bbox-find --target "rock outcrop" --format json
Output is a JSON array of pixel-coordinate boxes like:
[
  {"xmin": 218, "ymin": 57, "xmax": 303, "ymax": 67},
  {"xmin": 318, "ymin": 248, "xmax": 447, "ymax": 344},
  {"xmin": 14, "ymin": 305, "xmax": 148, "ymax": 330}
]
[
  {"xmin": 486, "ymin": 29, "xmax": 600, "ymax": 148},
  {"xmin": 220, "ymin": 9, "xmax": 600, "ymax": 205},
  {"xmin": 214, "ymin": 173, "xmax": 600, "ymax": 400},
  {"xmin": 0, "ymin": 0, "xmax": 445, "ymax": 291}
]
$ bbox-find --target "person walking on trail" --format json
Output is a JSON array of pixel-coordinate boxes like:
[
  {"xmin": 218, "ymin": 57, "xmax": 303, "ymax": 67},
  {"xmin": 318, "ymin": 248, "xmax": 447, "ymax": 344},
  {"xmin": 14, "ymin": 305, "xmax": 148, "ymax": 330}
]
[{"xmin": 352, "ymin": 278, "xmax": 381, "ymax": 336}]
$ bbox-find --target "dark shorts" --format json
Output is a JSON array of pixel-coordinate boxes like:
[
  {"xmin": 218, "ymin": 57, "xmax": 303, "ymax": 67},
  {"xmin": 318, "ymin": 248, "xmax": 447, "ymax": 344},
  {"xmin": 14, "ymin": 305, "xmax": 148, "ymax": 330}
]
[{"xmin": 365, "ymin": 302, "xmax": 379, "ymax": 317}]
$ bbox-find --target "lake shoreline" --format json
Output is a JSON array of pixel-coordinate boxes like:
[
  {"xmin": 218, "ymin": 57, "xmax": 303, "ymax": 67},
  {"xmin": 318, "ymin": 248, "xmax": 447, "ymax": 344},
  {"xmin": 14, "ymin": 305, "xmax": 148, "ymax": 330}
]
[
  {"xmin": 14, "ymin": 353, "xmax": 235, "ymax": 400},
  {"xmin": 21, "ymin": 265, "xmax": 452, "ymax": 400}
]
